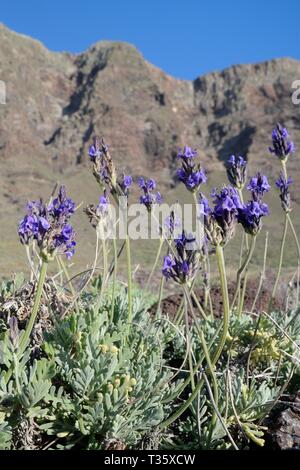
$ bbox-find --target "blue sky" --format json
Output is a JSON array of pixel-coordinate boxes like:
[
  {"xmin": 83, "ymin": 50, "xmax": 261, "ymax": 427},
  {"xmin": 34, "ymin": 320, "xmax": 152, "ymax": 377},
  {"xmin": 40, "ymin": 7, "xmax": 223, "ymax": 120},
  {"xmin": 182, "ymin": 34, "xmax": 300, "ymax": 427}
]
[{"xmin": 1, "ymin": 0, "xmax": 299, "ymax": 79}]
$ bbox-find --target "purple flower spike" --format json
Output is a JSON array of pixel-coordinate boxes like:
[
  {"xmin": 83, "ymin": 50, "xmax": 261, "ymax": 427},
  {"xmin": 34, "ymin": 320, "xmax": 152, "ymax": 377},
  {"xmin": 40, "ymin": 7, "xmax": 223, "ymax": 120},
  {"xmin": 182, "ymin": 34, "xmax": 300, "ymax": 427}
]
[
  {"xmin": 162, "ymin": 231, "xmax": 200, "ymax": 284},
  {"xmin": 247, "ymin": 173, "xmax": 270, "ymax": 199},
  {"xmin": 138, "ymin": 177, "xmax": 162, "ymax": 212},
  {"xmin": 18, "ymin": 186, "xmax": 76, "ymax": 260},
  {"xmin": 164, "ymin": 211, "xmax": 181, "ymax": 237},
  {"xmin": 177, "ymin": 146, "xmax": 197, "ymax": 160},
  {"xmin": 238, "ymin": 200, "xmax": 269, "ymax": 236},
  {"xmin": 176, "ymin": 144, "xmax": 207, "ymax": 193},
  {"xmin": 200, "ymin": 186, "xmax": 242, "ymax": 246},
  {"xmin": 226, "ymin": 155, "xmax": 247, "ymax": 189},
  {"xmin": 118, "ymin": 174, "xmax": 133, "ymax": 197},
  {"xmin": 88, "ymin": 137, "xmax": 103, "ymax": 162},
  {"xmin": 269, "ymin": 123, "xmax": 295, "ymax": 160},
  {"xmin": 276, "ymin": 173, "xmax": 293, "ymax": 213}
]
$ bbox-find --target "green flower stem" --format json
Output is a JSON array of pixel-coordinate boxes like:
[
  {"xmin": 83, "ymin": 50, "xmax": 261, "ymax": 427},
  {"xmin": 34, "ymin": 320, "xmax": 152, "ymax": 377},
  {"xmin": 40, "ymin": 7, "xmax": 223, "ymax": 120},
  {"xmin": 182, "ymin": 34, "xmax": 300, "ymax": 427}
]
[
  {"xmin": 231, "ymin": 235, "xmax": 256, "ymax": 312},
  {"xmin": 280, "ymin": 159, "xmax": 300, "ymax": 258},
  {"xmin": 146, "ymin": 236, "xmax": 164, "ymax": 291},
  {"xmin": 19, "ymin": 261, "xmax": 48, "ymax": 356},
  {"xmin": 270, "ymin": 213, "xmax": 288, "ymax": 309},
  {"xmin": 155, "ymin": 275, "xmax": 165, "ymax": 319},
  {"xmin": 161, "ymin": 247, "xmax": 230, "ymax": 431},
  {"xmin": 251, "ymin": 232, "xmax": 269, "ymax": 313},
  {"xmin": 281, "ymin": 159, "xmax": 288, "ymax": 180},
  {"xmin": 97, "ymin": 223, "xmax": 108, "ymax": 297},
  {"xmin": 58, "ymin": 256, "xmax": 76, "ymax": 298},
  {"xmin": 214, "ymin": 244, "xmax": 230, "ymax": 364},
  {"xmin": 192, "ymin": 191, "xmax": 213, "ymax": 319},
  {"xmin": 184, "ymin": 286, "xmax": 219, "ymax": 427},
  {"xmin": 191, "ymin": 290, "xmax": 209, "ymax": 320},
  {"xmin": 160, "ymin": 320, "xmax": 224, "ymax": 426},
  {"xmin": 110, "ymin": 236, "xmax": 118, "ymax": 322},
  {"xmin": 183, "ymin": 293, "xmax": 195, "ymax": 391},
  {"xmin": 287, "ymin": 213, "xmax": 300, "ymax": 260},
  {"xmin": 125, "ymin": 234, "xmax": 133, "ymax": 328},
  {"xmin": 58, "ymin": 256, "xmax": 80, "ymax": 316}
]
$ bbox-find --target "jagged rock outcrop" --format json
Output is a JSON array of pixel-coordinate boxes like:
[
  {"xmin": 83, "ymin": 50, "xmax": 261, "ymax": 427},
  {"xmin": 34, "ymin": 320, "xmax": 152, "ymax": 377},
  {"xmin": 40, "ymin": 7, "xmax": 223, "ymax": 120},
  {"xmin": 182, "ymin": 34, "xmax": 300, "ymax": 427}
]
[{"xmin": 0, "ymin": 23, "xmax": 299, "ymax": 274}]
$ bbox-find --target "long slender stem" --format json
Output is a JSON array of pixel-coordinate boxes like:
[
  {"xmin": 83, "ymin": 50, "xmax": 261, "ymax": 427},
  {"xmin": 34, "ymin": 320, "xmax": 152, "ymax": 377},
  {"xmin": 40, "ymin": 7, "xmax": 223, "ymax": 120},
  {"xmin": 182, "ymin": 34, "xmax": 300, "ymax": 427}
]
[
  {"xmin": 58, "ymin": 256, "xmax": 76, "ymax": 298},
  {"xmin": 19, "ymin": 261, "xmax": 48, "ymax": 355},
  {"xmin": 237, "ymin": 271, "xmax": 248, "ymax": 317},
  {"xmin": 287, "ymin": 213, "xmax": 300, "ymax": 260},
  {"xmin": 281, "ymin": 159, "xmax": 300, "ymax": 263},
  {"xmin": 184, "ymin": 286, "xmax": 219, "ymax": 427},
  {"xmin": 146, "ymin": 237, "xmax": 164, "ymax": 291},
  {"xmin": 160, "ymin": 321, "xmax": 224, "ymax": 427},
  {"xmin": 58, "ymin": 256, "xmax": 80, "ymax": 316},
  {"xmin": 231, "ymin": 235, "xmax": 256, "ymax": 311},
  {"xmin": 99, "ymin": 224, "xmax": 108, "ymax": 296},
  {"xmin": 125, "ymin": 234, "xmax": 132, "ymax": 328},
  {"xmin": 191, "ymin": 290, "xmax": 209, "ymax": 320},
  {"xmin": 270, "ymin": 214, "xmax": 288, "ymax": 308},
  {"xmin": 110, "ymin": 236, "xmax": 118, "ymax": 322},
  {"xmin": 214, "ymin": 245, "xmax": 230, "ymax": 364},
  {"xmin": 155, "ymin": 275, "xmax": 164, "ymax": 319},
  {"xmin": 183, "ymin": 294, "xmax": 195, "ymax": 390},
  {"xmin": 251, "ymin": 232, "xmax": 269, "ymax": 313},
  {"xmin": 281, "ymin": 159, "xmax": 288, "ymax": 180}
]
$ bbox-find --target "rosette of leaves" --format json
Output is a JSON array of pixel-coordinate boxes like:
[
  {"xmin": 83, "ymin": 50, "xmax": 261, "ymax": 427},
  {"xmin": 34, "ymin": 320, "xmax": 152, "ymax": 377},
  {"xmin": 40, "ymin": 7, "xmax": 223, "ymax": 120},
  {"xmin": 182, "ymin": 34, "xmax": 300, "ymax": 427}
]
[{"xmin": 40, "ymin": 290, "xmax": 182, "ymax": 449}]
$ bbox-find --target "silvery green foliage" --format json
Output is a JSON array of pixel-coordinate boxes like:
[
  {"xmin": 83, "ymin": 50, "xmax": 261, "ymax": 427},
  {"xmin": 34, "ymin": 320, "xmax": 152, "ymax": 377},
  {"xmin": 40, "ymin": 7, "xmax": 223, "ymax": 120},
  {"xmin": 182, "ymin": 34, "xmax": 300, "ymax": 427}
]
[
  {"xmin": 163, "ymin": 311, "xmax": 300, "ymax": 450},
  {"xmin": 0, "ymin": 288, "xmax": 182, "ymax": 450}
]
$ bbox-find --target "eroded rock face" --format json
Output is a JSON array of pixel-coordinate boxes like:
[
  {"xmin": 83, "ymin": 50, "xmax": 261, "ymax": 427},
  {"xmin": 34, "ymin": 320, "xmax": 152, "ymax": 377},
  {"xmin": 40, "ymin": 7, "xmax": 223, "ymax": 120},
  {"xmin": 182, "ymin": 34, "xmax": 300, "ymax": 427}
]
[
  {"xmin": 0, "ymin": 23, "xmax": 299, "ymax": 187},
  {"xmin": 0, "ymin": 23, "xmax": 300, "ymax": 275}
]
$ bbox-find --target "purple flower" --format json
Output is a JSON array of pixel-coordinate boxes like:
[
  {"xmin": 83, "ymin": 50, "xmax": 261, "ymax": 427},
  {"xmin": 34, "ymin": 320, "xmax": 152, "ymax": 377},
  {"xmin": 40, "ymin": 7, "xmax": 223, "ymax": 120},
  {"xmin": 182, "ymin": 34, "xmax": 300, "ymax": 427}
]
[
  {"xmin": 118, "ymin": 174, "xmax": 133, "ymax": 197},
  {"xmin": 164, "ymin": 211, "xmax": 181, "ymax": 237},
  {"xmin": 247, "ymin": 173, "xmax": 270, "ymax": 199},
  {"xmin": 226, "ymin": 155, "xmax": 247, "ymax": 189},
  {"xmin": 238, "ymin": 200, "xmax": 269, "ymax": 236},
  {"xmin": 177, "ymin": 146, "xmax": 197, "ymax": 160},
  {"xmin": 88, "ymin": 144, "xmax": 102, "ymax": 162},
  {"xmin": 276, "ymin": 173, "xmax": 293, "ymax": 213},
  {"xmin": 54, "ymin": 224, "xmax": 76, "ymax": 259},
  {"xmin": 138, "ymin": 177, "xmax": 156, "ymax": 191},
  {"xmin": 162, "ymin": 255, "xmax": 176, "ymax": 279},
  {"xmin": 162, "ymin": 231, "xmax": 200, "ymax": 284},
  {"xmin": 200, "ymin": 186, "xmax": 242, "ymax": 246},
  {"xmin": 176, "ymin": 144, "xmax": 207, "ymax": 192},
  {"xmin": 49, "ymin": 185, "xmax": 75, "ymax": 219},
  {"xmin": 138, "ymin": 177, "xmax": 162, "ymax": 211},
  {"xmin": 122, "ymin": 175, "xmax": 133, "ymax": 189},
  {"xmin": 199, "ymin": 194, "xmax": 211, "ymax": 217},
  {"xmin": 18, "ymin": 186, "xmax": 76, "ymax": 260},
  {"xmin": 97, "ymin": 194, "xmax": 109, "ymax": 215},
  {"xmin": 177, "ymin": 168, "xmax": 207, "ymax": 191},
  {"xmin": 212, "ymin": 186, "xmax": 243, "ymax": 216},
  {"xmin": 269, "ymin": 123, "xmax": 295, "ymax": 159}
]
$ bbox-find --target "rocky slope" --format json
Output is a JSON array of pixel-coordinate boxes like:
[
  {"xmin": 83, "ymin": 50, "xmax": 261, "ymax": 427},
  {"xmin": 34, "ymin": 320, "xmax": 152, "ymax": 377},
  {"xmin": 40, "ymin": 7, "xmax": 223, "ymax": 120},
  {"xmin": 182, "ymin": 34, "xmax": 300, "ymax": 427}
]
[{"xmin": 0, "ymin": 23, "xmax": 300, "ymax": 274}]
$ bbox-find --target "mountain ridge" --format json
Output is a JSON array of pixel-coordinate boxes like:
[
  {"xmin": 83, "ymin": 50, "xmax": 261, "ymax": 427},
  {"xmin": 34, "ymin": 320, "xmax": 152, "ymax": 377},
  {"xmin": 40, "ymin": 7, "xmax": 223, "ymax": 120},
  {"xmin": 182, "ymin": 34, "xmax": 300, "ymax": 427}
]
[{"xmin": 0, "ymin": 23, "xmax": 300, "ymax": 276}]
